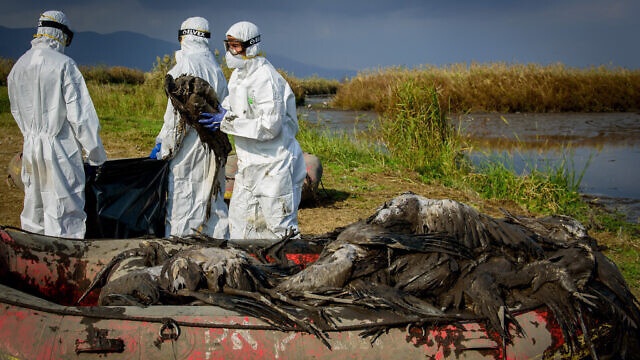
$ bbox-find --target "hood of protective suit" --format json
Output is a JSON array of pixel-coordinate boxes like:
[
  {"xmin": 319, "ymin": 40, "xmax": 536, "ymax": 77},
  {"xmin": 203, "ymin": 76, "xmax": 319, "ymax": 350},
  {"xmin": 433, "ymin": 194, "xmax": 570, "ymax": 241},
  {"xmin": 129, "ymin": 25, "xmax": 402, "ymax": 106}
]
[
  {"xmin": 179, "ymin": 17, "xmax": 210, "ymax": 53},
  {"xmin": 225, "ymin": 21, "xmax": 262, "ymax": 69},
  {"xmin": 226, "ymin": 21, "xmax": 261, "ymax": 57},
  {"xmin": 34, "ymin": 10, "xmax": 71, "ymax": 51}
]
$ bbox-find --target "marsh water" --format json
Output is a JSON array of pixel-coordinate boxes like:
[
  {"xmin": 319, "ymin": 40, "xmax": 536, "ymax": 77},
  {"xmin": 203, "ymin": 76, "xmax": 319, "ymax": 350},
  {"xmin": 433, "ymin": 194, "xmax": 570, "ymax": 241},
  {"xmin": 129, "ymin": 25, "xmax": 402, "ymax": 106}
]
[{"xmin": 299, "ymin": 96, "xmax": 640, "ymax": 223}]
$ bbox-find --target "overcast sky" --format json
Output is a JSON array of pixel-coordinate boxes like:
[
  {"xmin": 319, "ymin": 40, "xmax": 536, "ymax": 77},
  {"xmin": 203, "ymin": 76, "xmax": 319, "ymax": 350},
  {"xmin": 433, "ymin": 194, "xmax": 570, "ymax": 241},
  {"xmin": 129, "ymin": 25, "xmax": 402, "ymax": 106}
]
[{"xmin": 1, "ymin": 0, "xmax": 639, "ymax": 72}]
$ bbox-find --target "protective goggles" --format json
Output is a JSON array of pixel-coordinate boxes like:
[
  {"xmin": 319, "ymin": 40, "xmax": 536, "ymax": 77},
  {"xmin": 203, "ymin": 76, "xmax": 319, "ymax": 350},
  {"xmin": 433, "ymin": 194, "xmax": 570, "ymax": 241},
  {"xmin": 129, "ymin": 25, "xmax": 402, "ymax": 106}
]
[
  {"xmin": 224, "ymin": 35, "xmax": 260, "ymax": 54},
  {"xmin": 178, "ymin": 28, "xmax": 210, "ymax": 41},
  {"xmin": 38, "ymin": 20, "xmax": 73, "ymax": 46}
]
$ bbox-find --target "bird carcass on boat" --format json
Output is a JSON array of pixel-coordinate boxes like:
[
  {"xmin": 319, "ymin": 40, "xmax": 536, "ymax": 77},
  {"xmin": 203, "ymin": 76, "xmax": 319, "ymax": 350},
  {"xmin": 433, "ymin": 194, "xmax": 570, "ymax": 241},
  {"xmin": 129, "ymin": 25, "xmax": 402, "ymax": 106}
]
[{"xmin": 0, "ymin": 192, "xmax": 638, "ymax": 359}]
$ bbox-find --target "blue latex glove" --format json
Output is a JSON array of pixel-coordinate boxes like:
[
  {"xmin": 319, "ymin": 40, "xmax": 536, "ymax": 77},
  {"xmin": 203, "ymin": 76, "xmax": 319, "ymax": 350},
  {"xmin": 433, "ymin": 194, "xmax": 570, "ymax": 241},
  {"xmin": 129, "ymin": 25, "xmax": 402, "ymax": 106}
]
[
  {"xmin": 198, "ymin": 105, "xmax": 227, "ymax": 132},
  {"xmin": 149, "ymin": 143, "xmax": 161, "ymax": 159}
]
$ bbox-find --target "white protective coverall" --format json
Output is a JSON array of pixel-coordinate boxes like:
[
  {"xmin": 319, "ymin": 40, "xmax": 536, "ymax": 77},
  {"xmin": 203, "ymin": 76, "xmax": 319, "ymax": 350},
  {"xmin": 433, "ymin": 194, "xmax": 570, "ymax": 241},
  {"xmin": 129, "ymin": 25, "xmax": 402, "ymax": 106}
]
[
  {"xmin": 8, "ymin": 11, "xmax": 107, "ymax": 239},
  {"xmin": 154, "ymin": 17, "xmax": 230, "ymax": 239},
  {"xmin": 220, "ymin": 21, "xmax": 306, "ymax": 240}
]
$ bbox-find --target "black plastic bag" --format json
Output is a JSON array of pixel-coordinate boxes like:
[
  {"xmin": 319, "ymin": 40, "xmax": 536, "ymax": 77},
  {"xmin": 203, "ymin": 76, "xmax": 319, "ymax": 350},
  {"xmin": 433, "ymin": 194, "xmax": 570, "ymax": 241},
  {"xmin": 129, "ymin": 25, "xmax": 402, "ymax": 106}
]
[{"xmin": 85, "ymin": 158, "xmax": 168, "ymax": 239}]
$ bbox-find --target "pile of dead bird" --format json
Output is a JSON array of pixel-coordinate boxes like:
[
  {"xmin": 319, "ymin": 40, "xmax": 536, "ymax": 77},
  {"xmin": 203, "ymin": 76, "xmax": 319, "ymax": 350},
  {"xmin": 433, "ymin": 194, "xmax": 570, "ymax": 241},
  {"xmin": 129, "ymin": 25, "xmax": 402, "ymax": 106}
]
[{"xmin": 81, "ymin": 192, "xmax": 640, "ymax": 356}]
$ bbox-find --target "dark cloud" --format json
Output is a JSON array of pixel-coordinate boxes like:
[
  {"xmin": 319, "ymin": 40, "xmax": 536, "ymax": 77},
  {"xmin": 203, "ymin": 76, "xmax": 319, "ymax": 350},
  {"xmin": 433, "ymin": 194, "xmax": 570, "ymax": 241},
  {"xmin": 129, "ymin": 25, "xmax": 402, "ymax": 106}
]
[{"xmin": 2, "ymin": 1, "xmax": 638, "ymax": 70}]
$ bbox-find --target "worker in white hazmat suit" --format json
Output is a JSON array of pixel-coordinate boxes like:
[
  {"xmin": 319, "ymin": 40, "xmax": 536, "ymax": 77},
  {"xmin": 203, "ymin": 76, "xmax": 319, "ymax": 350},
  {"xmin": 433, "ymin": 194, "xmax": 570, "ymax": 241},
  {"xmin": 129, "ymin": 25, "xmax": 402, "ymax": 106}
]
[
  {"xmin": 152, "ymin": 17, "xmax": 230, "ymax": 239},
  {"xmin": 8, "ymin": 10, "xmax": 107, "ymax": 239},
  {"xmin": 199, "ymin": 21, "xmax": 306, "ymax": 240}
]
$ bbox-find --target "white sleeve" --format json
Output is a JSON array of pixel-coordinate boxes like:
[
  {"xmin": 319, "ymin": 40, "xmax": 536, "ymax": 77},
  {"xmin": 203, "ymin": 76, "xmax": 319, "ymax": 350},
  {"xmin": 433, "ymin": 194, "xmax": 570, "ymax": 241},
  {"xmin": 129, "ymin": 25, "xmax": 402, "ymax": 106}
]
[
  {"xmin": 63, "ymin": 62, "xmax": 107, "ymax": 165},
  {"xmin": 220, "ymin": 72, "xmax": 283, "ymax": 141}
]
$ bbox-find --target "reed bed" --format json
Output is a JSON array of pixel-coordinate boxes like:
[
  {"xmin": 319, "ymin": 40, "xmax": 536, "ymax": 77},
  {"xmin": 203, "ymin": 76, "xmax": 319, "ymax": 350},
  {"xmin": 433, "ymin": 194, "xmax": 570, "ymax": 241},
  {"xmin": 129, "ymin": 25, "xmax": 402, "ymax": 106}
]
[
  {"xmin": 378, "ymin": 82, "xmax": 463, "ymax": 182},
  {"xmin": 79, "ymin": 65, "xmax": 145, "ymax": 84},
  {"xmin": 334, "ymin": 62, "xmax": 640, "ymax": 113},
  {"xmin": 297, "ymin": 75, "xmax": 341, "ymax": 95}
]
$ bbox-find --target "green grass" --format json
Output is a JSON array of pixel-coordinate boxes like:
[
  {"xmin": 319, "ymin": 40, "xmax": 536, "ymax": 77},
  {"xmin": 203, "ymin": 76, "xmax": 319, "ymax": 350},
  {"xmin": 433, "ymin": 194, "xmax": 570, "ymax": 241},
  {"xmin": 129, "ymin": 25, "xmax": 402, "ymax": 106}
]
[
  {"xmin": 464, "ymin": 150, "xmax": 588, "ymax": 215},
  {"xmin": 378, "ymin": 82, "xmax": 464, "ymax": 182},
  {"xmin": 0, "ymin": 86, "xmax": 9, "ymax": 113},
  {"xmin": 298, "ymin": 118, "xmax": 391, "ymax": 174},
  {"xmin": 86, "ymin": 82, "xmax": 166, "ymax": 155},
  {"xmin": 88, "ymin": 83, "xmax": 166, "ymax": 120},
  {"xmin": 3, "ymin": 59, "xmax": 638, "ymax": 230}
]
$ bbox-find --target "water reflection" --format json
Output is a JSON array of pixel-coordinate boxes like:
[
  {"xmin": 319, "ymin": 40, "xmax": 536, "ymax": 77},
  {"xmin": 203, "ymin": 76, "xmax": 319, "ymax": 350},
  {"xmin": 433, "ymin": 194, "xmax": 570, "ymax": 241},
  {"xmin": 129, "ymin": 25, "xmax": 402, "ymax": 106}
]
[
  {"xmin": 458, "ymin": 112, "xmax": 640, "ymax": 149},
  {"xmin": 460, "ymin": 112, "xmax": 640, "ymax": 223},
  {"xmin": 460, "ymin": 112, "xmax": 640, "ymax": 196},
  {"xmin": 298, "ymin": 96, "xmax": 379, "ymax": 134},
  {"xmin": 470, "ymin": 146, "xmax": 640, "ymax": 222},
  {"xmin": 298, "ymin": 98, "xmax": 640, "ymax": 222}
]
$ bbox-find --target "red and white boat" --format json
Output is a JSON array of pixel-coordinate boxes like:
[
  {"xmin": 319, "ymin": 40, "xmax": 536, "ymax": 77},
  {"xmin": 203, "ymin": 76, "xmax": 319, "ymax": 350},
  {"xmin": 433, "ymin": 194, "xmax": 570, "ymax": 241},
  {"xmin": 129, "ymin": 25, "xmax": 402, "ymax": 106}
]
[{"xmin": 0, "ymin": 226, "xmax": 619, "ymax": 359}]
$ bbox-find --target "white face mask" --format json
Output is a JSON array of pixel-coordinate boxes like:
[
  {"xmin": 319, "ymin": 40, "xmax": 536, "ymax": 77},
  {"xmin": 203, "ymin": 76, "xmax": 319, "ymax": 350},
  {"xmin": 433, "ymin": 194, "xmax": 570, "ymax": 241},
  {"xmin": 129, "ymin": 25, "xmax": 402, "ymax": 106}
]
[{"xmin": 225, "ymin": 51, "xmax": 246, "ymax": 69}]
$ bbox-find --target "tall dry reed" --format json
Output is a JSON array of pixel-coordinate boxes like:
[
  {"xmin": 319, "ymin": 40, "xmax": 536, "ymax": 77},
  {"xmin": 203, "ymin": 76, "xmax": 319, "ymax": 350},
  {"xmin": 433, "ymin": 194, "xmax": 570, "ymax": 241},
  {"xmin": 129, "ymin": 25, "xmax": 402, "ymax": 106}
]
[{"xmin": 334, "ymin": 63, "xmax": 640, "ymax": 113}]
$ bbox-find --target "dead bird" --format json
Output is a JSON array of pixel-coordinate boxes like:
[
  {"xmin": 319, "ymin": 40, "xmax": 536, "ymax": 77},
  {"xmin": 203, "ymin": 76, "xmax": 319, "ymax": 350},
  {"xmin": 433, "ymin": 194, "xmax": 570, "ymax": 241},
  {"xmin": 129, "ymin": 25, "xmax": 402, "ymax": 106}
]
[
  {"xmin": 159, "ymin": 246, "xmax": 264, "ymax": 294},
  {"xmin": 95, "ymin": 241, "xmax": 332, "ymax": 347},
  {"xmin": 164, "ymin": 74, "xmax": 232, "ymax": 199},
  {"xmin": 278, "ymin": 192, "xmax": 640, "ymax": 357},
  {"xmin": 500, "ymin": 208, "xmax": 594, "ymax": 247},
  {"xmin": 374, "ymin": 193, "xmax": 639, "ymax": 356},
  {"xmin": 80, "ymin": 193, "xmax": 640, "ymax": 356},
  {"xmin": 98, "ymin": 270, "xmax": 161, "ymax": 306},
  {"xmin": 275, "ymin": 205, "xmax": 474, "ymax": 320},
  {"xmin": 77, "ymin": 241, "xmax": 171, "ymax": 304},
  {"xmin": 367, "ymin": 192, "xmax": 545, "ymax": 260}
]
